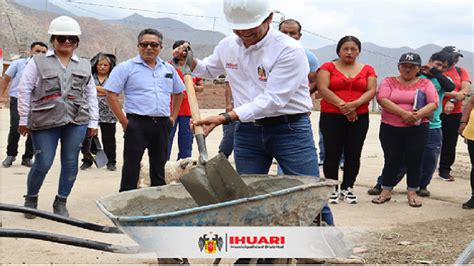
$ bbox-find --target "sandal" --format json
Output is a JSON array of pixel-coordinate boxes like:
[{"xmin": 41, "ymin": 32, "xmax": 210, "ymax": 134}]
[
  {"xmin": 408, "ymin": 197, "xmax": 422, "ymax": 208},
  {"xmin": 372, "ymin": 195, "xmax": 391, "ymax": 204}
]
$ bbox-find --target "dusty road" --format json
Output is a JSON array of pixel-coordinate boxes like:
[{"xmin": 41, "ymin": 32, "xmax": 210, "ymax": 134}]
[{"xmin": 0, "ymin": 109, "xmax": 472, "ymax": 264}]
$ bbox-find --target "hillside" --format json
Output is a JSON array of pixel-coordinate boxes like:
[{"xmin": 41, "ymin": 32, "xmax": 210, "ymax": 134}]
[
  {"xmin": 1, "ymin": 1, "xmax": 219, "ymax": 62},
  {"xmin": 2, "ymin": 0, "xmax": 472, "ymax": 81},
  {"xmin": 312, "ymin": 43, "xmax": 473, "ymax": 79}
]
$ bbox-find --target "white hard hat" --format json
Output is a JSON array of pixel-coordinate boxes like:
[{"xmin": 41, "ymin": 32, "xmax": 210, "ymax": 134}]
[
  {"xmin": 48, "ymin": 16, "xmax": 81, "ymax": 36},
  {"xmin": 223, "ymin": 0, "xmax": 272, "ymax": 30}
]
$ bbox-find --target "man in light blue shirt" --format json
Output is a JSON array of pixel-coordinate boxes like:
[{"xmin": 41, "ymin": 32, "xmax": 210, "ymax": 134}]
[
  {"xmin": 278, "ymin": 19, "xmax": 320, "ymax": 73},
  {"xmin": 0, "ymin": 42, "xmax": 48, "ymax": 168},
  {"xmin": 105, "ymin": 28, "xmax": 185, "ymax": 192}
]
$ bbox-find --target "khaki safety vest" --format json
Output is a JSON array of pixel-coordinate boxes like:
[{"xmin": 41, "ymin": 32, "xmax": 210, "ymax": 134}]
[{"xmin": 29, "ymin": 54, "xmax": 92, "ymax": 130}]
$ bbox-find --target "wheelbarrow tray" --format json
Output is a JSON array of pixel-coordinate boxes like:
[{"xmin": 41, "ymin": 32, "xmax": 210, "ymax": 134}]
[{"xmin": 96, "ymin": 175, "xmax": 337, "ymax": 228}]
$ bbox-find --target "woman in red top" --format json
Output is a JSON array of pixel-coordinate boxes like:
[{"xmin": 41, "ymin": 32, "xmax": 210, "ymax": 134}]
[{"xmin": 316, "ymin": 35, "xmax": 377, "ymax": 204}]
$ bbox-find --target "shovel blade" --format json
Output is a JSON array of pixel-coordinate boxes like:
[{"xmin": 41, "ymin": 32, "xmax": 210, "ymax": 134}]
[
  {"xmin": 205, "ymin": 153, "xmax": 254, "ymax": 202},
  {"xmin": 94, "ymin": 150, "xmax": 108, "ymax": 168},
  {"xmin": 180, "ymin": 166, "xmax": 220, "ymax": 206}
]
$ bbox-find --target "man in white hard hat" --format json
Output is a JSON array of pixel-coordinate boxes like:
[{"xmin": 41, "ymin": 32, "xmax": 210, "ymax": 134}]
[
  {"xmin": 17, "ymin": 16, "xmax": 99, "ymax": 218},
  {"xmin": 180, "ymin": 0, "xmax": 333, "ymax": 225}
]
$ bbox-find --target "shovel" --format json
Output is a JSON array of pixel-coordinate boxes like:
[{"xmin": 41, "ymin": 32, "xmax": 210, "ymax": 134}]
[
  {"xmin": 82, "ymin": 136, "xmax": 108, "ymax": 168},
  {"xmin": 178, "ymin": 47, "xmax": 253, "ymax": 206}
]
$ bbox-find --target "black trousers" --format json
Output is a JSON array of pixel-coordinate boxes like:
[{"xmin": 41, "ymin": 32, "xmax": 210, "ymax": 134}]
[
  {"xmin": 319, "ymin": 113, "xmax": 369, "ymax": 190},
  {"xmin": 99, "ymin": 122, "xmax": 117, "ymax": 165},
  {"xmin": 468, "ymin": 140, "xmax": 474, "ymax": 195},
  {"xmin": 120, "ymin": 114, "xmax": 171, "ymax": 192},
  {"xmin": 7, "ymin": 97, "xmax": 33, "ymax": 159},
  {"xmin": 439, "ymin": 113, "xmax": 462, "ymax": 176},
  {"xmin": 379, "ymin": 123, "xmax": 428, "ymax": 190}
]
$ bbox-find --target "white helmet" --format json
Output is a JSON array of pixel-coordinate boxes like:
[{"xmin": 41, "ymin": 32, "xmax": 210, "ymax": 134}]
[
  {"xmin": 223, "ymin": 0, "xmax": 272, "ymax": 30},
  {"xmin": 48, "ymin": 16, "xmax": 81, "ymax": 36}
]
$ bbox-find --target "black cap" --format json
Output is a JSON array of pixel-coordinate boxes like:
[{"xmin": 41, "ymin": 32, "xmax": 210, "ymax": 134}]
[
  {"xmin": 441, "ymin": 46, "xmax": 463, "ymax": 57},
  {"xmin": 398, "ymin": 52, "xmax": 422, "ymax": 66}
]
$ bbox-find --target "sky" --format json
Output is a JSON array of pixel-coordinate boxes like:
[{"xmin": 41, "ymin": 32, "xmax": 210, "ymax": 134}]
[{"xmin": 50, "ymin": 0, "xmax": 473, "ymax": 51}]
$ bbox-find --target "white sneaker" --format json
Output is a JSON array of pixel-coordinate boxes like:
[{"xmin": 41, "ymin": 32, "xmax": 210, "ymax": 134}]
[
  {"xmin": 328, "ymin": 190, "xmax": 339, "ymax": 204},
  {"xmin": 340, "ymin": 188, "xmax": 358, "ymax": 204}
]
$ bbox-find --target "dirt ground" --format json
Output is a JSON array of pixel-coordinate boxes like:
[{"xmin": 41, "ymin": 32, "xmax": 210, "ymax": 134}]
[{"xmin": 0, "ymin": 108, "xmax": 473, "ymax": 264}]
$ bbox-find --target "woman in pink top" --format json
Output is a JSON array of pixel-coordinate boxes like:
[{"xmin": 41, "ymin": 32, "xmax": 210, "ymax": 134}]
[
  {"xmin": 316, "ymin": 36, "xmax": 377, "ymax": 204},
  {"xmin": 373, "ymin": 52, "xmax": 438, "ymax": 207}
]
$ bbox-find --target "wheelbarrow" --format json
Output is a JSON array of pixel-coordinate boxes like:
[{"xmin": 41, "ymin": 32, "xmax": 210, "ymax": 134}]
[{"xmin": 0, "ymin": 175, "xmax": 337, "ymax": 262}]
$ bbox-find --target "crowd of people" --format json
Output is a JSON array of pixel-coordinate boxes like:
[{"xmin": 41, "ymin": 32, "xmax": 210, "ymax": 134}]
[{"xmin": 0, "ymin": 0, "xmax": 472, "ymax": 220}]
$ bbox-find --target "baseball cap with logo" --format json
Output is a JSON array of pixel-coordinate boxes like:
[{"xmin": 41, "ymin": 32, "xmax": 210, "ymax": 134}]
[
  {"xmin": 441, "ymin": 46, "xmax": 463, "ymax": 57},
  {"xmin": 398, "ymin": 52, "xmax": 422, "ymax": 66}
]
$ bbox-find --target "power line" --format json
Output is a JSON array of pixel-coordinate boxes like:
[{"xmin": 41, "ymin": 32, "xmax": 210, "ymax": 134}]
[
  {"xmin": 63, "ymin": 1, "xmax": 222, "ymax": 35},
  {"xmin": 302, "ymin": 29, "xmax": 398, "ymax": 61},
  {"xmin": 63, "ymin": 0, "xmax": 398, "ymax": 60},
  {"xmin": 63, "ymin": 0, "xmax": 220, "ymax": 19}
]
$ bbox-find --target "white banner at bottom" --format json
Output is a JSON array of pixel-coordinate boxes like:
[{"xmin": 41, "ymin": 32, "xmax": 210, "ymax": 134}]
[{"xmin": 120, "ymin": 226, "xmax": 353, "ymax": 258}]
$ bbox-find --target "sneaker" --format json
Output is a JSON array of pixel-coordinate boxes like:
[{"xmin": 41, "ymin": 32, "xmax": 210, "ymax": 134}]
[
  {"xmin": 462, "ymin": 197, "xmax": 474, "ymax": 209},
  {"xmin": 106, "ymin": 163, "xmax": 117, "ymax": 171},
  {"xmin": 367, "ymin": 184, "xmax": 382, "ymax": 195},
  {"xmin": 80, "ymin": 161, "xmax": 93, "ymax": 170},
  {"xmin": 2, "ymin": 156, "xmax": 16, "ymax": 167},
  {"xmin": 340, "ymin": 188, "xmax": 358, "ymax": 204},
  {"xmin": 21, "ymin": 158, "xmax": 34, "ymax": 167},
  {"xmin": 416, "ymin": 188, "xmax": 431, "ymax": 197},
  {"xmin": 438, "ymin": 173, "xmax": 455, "ymax": 182},
  {"xmin": 328, "ymin": 190, "xmax": 339, "ymax": 204}
]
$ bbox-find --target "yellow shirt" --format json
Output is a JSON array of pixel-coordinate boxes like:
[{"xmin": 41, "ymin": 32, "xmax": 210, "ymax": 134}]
[{"xmin": 462, "ymin": 110, "xmax": 474, "ymax": 140}]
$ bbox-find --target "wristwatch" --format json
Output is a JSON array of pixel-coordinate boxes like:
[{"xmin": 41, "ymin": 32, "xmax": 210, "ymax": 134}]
[
  {"xmin": 219, "ymin": 112, "xmax": 232, "ymax": 125},
  {"xmin": 449, "ymin": 98, "xmax": 456, "ymax": 103}
]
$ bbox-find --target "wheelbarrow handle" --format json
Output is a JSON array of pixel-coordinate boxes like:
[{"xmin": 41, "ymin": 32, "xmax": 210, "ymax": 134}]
[
  {"xmin": 0, "ymin": 203, "xmax": 122, "ymax": 233},
  {"xmin": 0, "ymin": 228, "xmax": 140, "ymax": 254}
]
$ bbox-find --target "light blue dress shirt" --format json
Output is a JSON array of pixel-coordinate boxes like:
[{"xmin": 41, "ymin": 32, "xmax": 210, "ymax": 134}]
[
  {"xmin": 104, "ymin": 55, "xmax": 185, "ymax": 117},
  {"xmin": 5, "ymin": 58, "xmax": 29, "ymax": 97},
  {"xmin": 305, "ymin": 48, "xmax": 319, "ymax": 72}
]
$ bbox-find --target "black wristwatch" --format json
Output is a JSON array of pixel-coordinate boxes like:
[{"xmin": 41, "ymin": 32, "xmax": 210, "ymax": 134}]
[{"xmin": 219, "ymin": 112, "xmax": 232, "ymax": 125}]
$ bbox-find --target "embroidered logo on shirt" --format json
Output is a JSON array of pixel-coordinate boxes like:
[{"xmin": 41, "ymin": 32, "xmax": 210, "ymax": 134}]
[
  {"xmin": 225, "ymin": 63, "xmax": 239, "ymax": 69},
  {"xmin": 257, "ymin": 65, "xmax": 267, "ymax": 81}
]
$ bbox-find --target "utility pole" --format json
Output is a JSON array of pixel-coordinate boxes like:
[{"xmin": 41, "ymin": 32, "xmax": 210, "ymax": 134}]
[{"xmin": 5, "ymin": 12, "xmax": 21, "ymax": 54}]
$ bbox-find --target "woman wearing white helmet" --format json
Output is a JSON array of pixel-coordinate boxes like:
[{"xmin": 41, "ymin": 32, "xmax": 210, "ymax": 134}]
[{"xmin": 17, "ymin": 16, "xmax": 99, "ymax": 218}]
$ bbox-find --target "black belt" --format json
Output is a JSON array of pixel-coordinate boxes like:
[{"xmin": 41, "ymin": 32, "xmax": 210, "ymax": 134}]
[
  {"xmin": 254, "ymin": 113, "xmax": 307, "ymax": 126},
  {"xmin": 127, "ymin": 113, "xmax": 169, "ymax": 121}
]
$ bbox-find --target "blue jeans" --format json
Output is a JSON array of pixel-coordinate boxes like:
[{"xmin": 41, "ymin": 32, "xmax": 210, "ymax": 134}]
[
  {"xmin": 318, "ymin": 128, "xmax": 325, "ymax": 162},
  {"xmin": 27, "ymin": 123, "xmax": 88, "ymax": 197},
  {"xmin": 167, "ymin": 115, "xmax": 193, "ymax": 160},
  {"xmin": 420, "ymin": 128, "xmax": 443, "ymax": 188},
  {"xmin": 218, "ymin": 121, "xmax": 236, "ymax": 157},
  {"xmin": 234, "ymin": 116, "xmax": 333, "ymax": 225}
]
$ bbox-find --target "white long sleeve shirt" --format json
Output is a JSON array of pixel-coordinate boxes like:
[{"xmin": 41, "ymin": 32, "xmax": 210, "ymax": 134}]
[
  {"xmin": 17, "ymin": 50, "xmax": 99, "ymax": 128},
  {"xmin": 193, "ymin": 27, "xmax": 313, "ymax": 122}
]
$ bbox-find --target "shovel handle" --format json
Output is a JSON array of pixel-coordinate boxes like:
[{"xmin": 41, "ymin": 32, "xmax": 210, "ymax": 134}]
[{"xmin": 183, "ymin": 74, "xmax": 204, "ymax": 135}]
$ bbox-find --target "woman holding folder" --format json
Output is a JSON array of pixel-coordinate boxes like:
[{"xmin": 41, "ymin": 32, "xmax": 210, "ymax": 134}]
[{"xmin": 373, "ymin": 52, "xmax": 438, "ymax": 207}]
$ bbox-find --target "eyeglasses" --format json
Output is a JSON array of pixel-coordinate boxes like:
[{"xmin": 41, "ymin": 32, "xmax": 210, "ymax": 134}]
[
  {"xmin": 138, "ymin": 42, "xmax": 161, "ymax": 49},
  {"xmin": 54, "ymin": 35, "xmax": 79, "ymax": 44}
]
